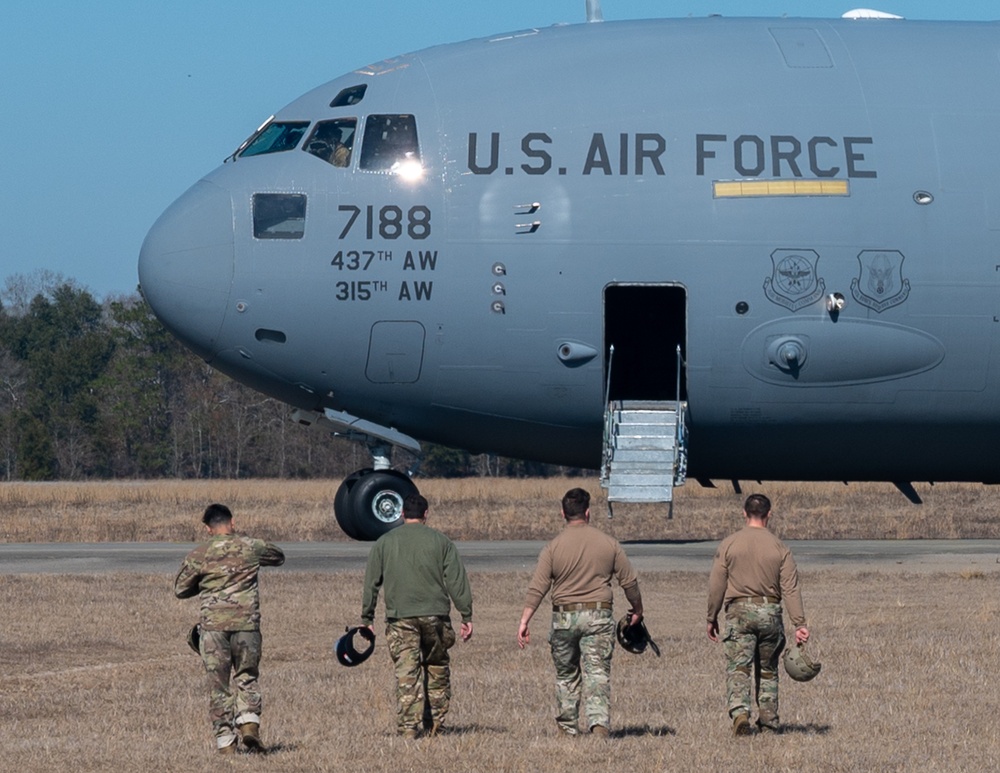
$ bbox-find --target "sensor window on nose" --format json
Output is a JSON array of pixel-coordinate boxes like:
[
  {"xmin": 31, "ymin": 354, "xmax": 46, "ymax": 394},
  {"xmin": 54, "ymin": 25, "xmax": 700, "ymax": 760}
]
[{"xmin": 253, "ymin": 193, "xmax": 306, "ymax": 239}]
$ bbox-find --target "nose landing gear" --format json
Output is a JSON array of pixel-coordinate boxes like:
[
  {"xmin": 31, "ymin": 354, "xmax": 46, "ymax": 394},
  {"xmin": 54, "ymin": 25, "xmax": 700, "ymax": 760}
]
[{"xmin": 292, "ymin": 407, "xmax": 423, "ymax": 541}]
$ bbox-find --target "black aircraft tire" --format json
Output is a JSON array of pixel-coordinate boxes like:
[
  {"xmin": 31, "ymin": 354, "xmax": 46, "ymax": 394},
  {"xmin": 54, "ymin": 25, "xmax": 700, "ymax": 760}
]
[
  {"xmin": 347, "ymin": 470, "xmax": 418, "ymax": 541},
  {"xmin": 333, "ymin": 469, "xmax": 372, "ymax": 541}
]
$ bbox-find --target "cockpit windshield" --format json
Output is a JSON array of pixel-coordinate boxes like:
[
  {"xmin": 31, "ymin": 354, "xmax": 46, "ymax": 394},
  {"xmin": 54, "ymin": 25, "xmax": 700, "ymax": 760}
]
[
  {"xmin": 360, "ymin": 115, "xmax": 421, "ymax": 174},
  {"xmin": 239, "ymin": 121, "xmax": 310, "ymax": 158}
]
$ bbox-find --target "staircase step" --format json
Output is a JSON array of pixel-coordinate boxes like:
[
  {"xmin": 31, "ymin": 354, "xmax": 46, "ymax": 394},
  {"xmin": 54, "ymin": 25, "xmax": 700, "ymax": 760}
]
[
  {"xmin": 615, "ymin": 412, "xmax": 678, "ymax": 425},
  {"xmin": 608, "ymin": 485, "xmax": 675, "ymax": 502},
  {"xmin": 609, "ymin": 462, "xmax": 674, "ymax": 480},
  {"xmin": 608, "ymin": 472, "xmax": 675, "ymax": 486},
  {"xmin": 610, "ymin": 454, "xmax": 674, "ymax": 469},
  {"xmin": 614, "ymin": 435, "xmax": 677, "ymax": 451}
]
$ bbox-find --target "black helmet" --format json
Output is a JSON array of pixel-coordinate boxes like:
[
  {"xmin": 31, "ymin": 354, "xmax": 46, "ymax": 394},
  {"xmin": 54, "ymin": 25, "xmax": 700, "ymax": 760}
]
[
  {"xmin": 782, "ymin": 643, "xmax": 822, "ymax": 682},
  {"xmin": 335, "ymin": 626, "xmax": 376, "ymax": 667},
  {"xmin": 616, "ymin": 614, "xmax": 661, "ymax": 657},
  {"xmin": 186, "ymin": 624, "xmax": 200, "ymax": 654}
]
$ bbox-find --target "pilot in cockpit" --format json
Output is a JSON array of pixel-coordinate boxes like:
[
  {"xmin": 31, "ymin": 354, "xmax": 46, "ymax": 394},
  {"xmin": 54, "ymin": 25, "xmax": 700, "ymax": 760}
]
[{"xmin": 306, "ymin": 123, "xmax": 353, "ymax": 168}]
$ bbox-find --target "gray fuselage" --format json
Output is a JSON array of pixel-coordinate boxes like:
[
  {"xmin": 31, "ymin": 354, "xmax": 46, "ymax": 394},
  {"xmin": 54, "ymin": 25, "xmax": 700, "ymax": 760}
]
[{"xmin": 138, "ymin": 16, "xmax": 1000, "ymax": 481}]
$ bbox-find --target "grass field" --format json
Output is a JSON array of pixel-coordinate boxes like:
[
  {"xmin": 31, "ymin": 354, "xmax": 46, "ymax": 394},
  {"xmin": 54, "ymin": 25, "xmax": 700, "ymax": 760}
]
[
  {"xmin": 2, "ymin": 569, "xmax": 999, "ymax": 772},
  {"xmin": 2, "ymin": 477, "xmax": 1000, "ymax": 542},
  {"xmin": 1, "ymin": 478, "xmax": 999, "ymax": 771}
]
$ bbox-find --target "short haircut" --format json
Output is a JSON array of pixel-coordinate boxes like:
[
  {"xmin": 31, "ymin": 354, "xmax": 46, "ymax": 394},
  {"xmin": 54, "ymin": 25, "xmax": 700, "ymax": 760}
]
[
  {"xmin": 202, "ymin": 503, "xmax": 233, "ymax": 527},
  {"xmin": 403, "ymin": 493, "xmax": 428, "ymax": 520},
  {"xmin": 744, "ymin": 494, "xmax": 771, "ymax": 519},
  {"xmin": 562, "ymin": 487, "xmax": 591, "ymax": 520}
]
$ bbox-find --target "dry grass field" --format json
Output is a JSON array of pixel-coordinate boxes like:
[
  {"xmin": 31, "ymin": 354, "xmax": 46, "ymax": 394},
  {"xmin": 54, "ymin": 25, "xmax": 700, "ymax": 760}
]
[
  {"xmin": 2, "ymin": 569, "xmax": 999, "ymax": 772},
  {"xmin": 2, "ymin": 476, "xmax": 1000, "ymax": 542},
  {"xmin": 1, "ymin": 478, "xmax": 999, "ymax": 771}
]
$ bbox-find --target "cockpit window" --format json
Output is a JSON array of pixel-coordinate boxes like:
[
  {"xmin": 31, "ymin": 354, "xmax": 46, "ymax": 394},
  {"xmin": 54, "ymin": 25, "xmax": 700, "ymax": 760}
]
[
  {"xmin": 253, "ymin": 193, "xmax": 306, "ymax": 239},
  {"xmin": 330, "ymin": 84, "xmax": 367, "ymax": 107},
  {"xmin": 239, "ymin": 121, "xmax": 310, "ymax": 158},
  {"xmin": 360, "ymin": 114, "xmax": 421, "ymax": 173},
  {"xmin": 303, "ymin": 119, "xmax": 357, "ymax": 167}
]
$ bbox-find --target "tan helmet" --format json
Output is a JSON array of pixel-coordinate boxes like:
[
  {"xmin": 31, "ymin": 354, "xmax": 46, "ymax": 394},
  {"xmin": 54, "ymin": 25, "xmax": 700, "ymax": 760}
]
[{"xmin": 782, "ymin": 643, "xmax": 821, "ymax": 682}]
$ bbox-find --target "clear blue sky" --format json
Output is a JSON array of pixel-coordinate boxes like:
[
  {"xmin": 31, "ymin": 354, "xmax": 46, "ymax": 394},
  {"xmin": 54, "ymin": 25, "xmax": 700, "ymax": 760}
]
[{"xmin": 3, "ymin": 1, "xmax": 997, "ymax": 300}]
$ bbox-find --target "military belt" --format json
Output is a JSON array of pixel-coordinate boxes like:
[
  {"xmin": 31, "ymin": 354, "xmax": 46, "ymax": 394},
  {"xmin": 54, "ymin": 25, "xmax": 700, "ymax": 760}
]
[
  {"xmin": 553, "ymin": 601, "xmax": 612, "ymax": 612},
  {"xmin": 727, "ymin": 595, "xmax": 780, "ymax": 607}
]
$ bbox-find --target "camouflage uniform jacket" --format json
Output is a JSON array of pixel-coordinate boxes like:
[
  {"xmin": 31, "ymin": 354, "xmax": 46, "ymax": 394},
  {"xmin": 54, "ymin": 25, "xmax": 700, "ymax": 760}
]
[{"xmin": 174, "ymin": 534, "xmax": 285, "ymax": 632}]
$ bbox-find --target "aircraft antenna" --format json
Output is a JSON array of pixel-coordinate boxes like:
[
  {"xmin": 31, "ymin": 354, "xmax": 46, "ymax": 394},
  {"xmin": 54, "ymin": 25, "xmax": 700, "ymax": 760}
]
[{"xmin": 586, "ymin": 0, "xmax": 604, "ymax": 22}]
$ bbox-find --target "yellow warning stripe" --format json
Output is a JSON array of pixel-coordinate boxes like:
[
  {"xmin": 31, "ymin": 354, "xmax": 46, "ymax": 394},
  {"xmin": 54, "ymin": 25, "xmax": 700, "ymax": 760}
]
[{"xmin": 713, "ymin": 179, "xmax": 850, "ymax": 198}]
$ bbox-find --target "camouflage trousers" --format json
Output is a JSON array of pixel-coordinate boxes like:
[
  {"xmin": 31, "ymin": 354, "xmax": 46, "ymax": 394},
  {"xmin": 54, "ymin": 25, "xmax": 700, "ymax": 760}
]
[
  {"xmin": 548, "ymin": 608, "xmax": 615, "ymax": 734},
  {"xmin": 722, "ymin": 601, "xmax": 786, "ymax": 724},
  {"xmin": 200, "ymin": 630, "xmax": 263, "ymax": 748},
  {"xmin": 385, "ymin": 616, "xmax": 457, "ymax": 734}
]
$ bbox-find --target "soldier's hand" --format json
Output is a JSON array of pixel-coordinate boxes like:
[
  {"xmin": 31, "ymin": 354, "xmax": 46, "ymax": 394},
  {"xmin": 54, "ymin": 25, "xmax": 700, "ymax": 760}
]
[
  {"xmin": 517, "ymin": 622, "xmax": 530, "ymax": 649},
  {"xmin": 460, "ymin": 621, "xmax": 473, "ymax": 642},
  {"xmin": 795, "ymin": 626, "xmax": 809, "ymax": 644},
  {"xmin": 707, "ymin": 621, "xmax": 719, "ymax": 642}
]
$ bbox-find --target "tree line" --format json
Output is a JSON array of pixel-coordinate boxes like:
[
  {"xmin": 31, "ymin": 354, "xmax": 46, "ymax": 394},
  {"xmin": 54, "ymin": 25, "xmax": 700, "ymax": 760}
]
[{"xmin": 0, "ymin": 276, "xmax": 583, "ymax": 481}]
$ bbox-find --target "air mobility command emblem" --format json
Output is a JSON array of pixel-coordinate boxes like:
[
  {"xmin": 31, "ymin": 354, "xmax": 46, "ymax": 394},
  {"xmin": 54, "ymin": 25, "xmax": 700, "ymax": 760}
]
[{"xmin": 764, "ymin": 249, "xmax": 825, "ymax": 311}]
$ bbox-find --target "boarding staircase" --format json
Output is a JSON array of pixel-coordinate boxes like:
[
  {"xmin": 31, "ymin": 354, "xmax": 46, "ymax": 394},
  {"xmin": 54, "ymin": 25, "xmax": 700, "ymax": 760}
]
[{"xmin": 600, "ymin": 346, "xmax": 688, "ymax": 516}]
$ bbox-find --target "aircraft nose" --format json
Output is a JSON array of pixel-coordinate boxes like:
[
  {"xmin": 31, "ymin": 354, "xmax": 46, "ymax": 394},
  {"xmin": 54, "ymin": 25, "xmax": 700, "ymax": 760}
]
[{"xmin": 138, "ymin": 180, "xmax": 234, "ymax": 361}]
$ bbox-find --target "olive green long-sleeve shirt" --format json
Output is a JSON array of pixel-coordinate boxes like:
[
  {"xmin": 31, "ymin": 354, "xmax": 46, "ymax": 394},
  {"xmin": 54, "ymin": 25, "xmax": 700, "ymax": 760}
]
[{"xmin": 361, "ymin": 522, "xmax": 473, "ymax": 625}]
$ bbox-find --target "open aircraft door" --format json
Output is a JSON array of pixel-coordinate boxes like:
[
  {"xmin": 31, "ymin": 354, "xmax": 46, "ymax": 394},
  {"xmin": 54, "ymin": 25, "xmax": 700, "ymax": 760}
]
[{"xmin": 603, "ymin": 284, "xmax": 687, "ymax": 402}]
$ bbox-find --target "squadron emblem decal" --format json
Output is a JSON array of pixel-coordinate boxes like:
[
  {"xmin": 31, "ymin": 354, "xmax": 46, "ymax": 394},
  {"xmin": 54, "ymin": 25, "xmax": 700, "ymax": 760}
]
[
  {"xmin": 850, "ymin": 250, "xmax": 910, "ymax": 312},
  {"xmin": 763, "ymin": 249, "xmax": 825, "ymax": 311}
]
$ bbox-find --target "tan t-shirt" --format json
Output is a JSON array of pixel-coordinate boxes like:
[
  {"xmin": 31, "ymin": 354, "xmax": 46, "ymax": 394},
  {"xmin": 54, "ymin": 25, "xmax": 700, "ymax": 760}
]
[
  {"xmin": 706, "ymin": 525, "xmax": 806, "ymax": 628},
  {"xmin": 524, "ymin": 523, "xmax": 640, "ymax": 612}
]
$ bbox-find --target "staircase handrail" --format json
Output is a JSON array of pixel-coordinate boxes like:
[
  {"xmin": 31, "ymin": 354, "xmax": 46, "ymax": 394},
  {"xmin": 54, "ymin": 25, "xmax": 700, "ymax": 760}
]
[
  {"xmin": 674, "ymin": 344, "xmax": 688, "ymax": 485},
  {"xmin": 600, "ymin": 344, "xmax": 616, "ymax": 484}
]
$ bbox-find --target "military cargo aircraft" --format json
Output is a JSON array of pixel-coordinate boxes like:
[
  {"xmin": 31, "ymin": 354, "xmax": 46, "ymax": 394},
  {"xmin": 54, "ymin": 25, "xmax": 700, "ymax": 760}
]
[{"xmin": 138, "ymin": 4, "xmax": 1000, "ymax": 539}]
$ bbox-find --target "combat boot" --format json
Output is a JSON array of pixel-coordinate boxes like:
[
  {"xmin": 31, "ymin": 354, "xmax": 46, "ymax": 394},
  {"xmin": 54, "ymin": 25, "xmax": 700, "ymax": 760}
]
[
  {"xmin": 239, "ymin": 722, "xmax": 263, "ymax": 752},
  {"xmin": 732, "ymin": 712, "xmax": 752, "ymax": 736},
  {"xmin": 218, "ymin": 741, "xmax": 238, "ymax": 755},
  {"xmin": 590, "ymin": 725, "xmax": 610, "ymax": 739}
]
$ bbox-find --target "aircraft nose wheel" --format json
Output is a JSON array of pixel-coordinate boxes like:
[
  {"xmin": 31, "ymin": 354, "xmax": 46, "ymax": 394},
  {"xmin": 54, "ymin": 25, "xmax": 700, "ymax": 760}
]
[
  {"xmin": 334, "ymin": 469, "xmax": 419, "ymax": 540},
  {"xmin": 372, "ymin": 489, "xmax": 404, "ymax": 523}
]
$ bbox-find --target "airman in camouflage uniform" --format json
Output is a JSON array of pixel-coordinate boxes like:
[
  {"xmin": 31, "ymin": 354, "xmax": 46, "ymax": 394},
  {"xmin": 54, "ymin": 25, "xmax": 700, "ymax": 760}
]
[
  {"xmin": 707, "ymin": 494, "xmax": 810, "ymax": 736},
  {"xmin": 174, "ymin": 503, "xmax": 285, "ymax": 753},
  {"xmin": 518, "ymin": 488, "xmax": 644, "ymax": 738},
  {"xmin": 361, "ymin": 493, "xmax": 473, "ymax": 738}
]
